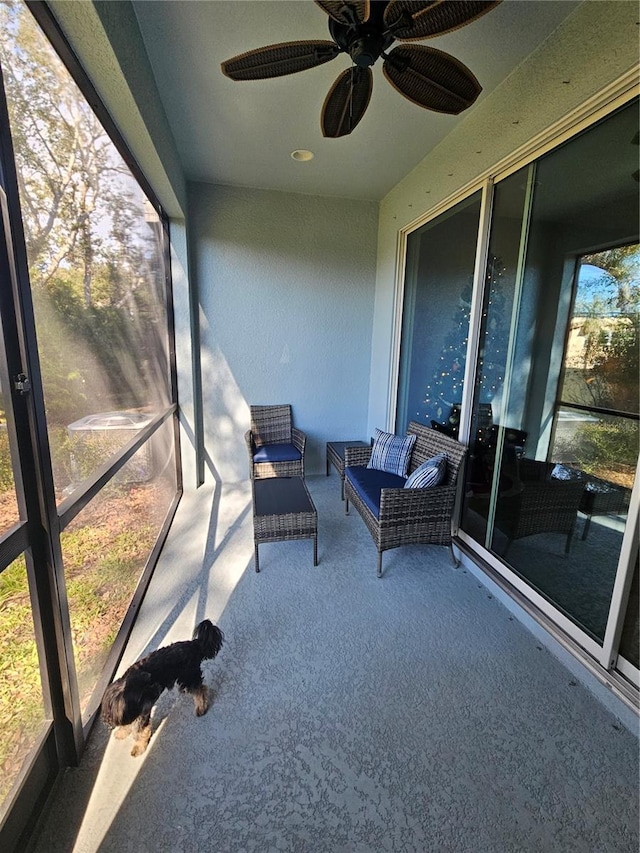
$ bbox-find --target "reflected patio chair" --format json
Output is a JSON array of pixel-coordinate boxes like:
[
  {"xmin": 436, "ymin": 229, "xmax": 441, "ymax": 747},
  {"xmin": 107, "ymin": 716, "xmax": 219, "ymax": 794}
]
[
  {"xmin": 550, "ymin": 463, "xmax": 632, "ymax": 540},
  {"xmin": 245, "ymin": 404, "xmax": 306, "ymax": 479},
  {"xmin": 494, "ymin": 459, "xmax": 585, "ymax": 557}
]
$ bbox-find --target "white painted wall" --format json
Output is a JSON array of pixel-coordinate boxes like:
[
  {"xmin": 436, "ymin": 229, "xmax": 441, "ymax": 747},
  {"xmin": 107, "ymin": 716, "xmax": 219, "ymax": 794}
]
[
  {"xmin": 188, "ymin": 183, "xmax": 378, "ymax": 483},
  {"xmin": 368, "ymin": 0, "xmax": 640, "ymax": 438}
]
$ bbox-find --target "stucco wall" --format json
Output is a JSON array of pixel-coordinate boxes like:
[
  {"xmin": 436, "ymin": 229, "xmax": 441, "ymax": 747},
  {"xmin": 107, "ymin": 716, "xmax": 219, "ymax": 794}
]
[
  {"xmin": 188, "ymin": 183, "xmax": 378, "ymax": 482},
  {"xmin": 368, "ymin": 0, "xmax": 639, "ymax": 437}
]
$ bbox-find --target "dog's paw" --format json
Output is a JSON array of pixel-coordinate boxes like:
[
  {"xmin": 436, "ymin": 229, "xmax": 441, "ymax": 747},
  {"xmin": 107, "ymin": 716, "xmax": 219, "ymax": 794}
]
[
  {"xmin": 114, "ymin": 725, "xmax": 131, "ymax": 740},
  {"xmin": 194, "ymin": 685, "xmax": 210, "ymax": 716},
  {"xmin": 195, "ymin": 697, "xmax": 210, "ymax": 716},
  {"xmin": 130, "ymin": 741, "xmax": 148, "ymax": 757}
]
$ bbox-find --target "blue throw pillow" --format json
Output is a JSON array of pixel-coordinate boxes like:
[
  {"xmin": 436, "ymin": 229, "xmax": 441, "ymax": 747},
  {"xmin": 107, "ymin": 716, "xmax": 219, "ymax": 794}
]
[
  {"xmin": 404, "ymin": 453, "xmax": 447, "ymax": 489},
  {"xmin": 367, "ymin": 429, "xmax": 416, "ymax": 477}
]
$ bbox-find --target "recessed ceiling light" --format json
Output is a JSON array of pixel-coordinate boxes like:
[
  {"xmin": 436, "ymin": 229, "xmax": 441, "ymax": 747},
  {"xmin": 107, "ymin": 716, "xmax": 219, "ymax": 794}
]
[{"xmin": 291, "ymin": 149, "xmax": 314, "ymax": 162}]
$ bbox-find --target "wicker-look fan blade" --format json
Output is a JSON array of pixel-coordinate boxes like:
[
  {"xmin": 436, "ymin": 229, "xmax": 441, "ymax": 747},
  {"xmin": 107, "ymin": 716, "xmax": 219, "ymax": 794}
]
[
  {"xmin": 383, "ymin": 45, "xmax": 481, "ymax": 114},
  {"xmin": 314, "ymin": 0, "xmax": 370, "ymax": 26},
  {"xmin": 384, "ymin": 0, "xmax": 501, "ymax": 41},
  {"xmin": 321, "ymin": 66, "xmax": 373, "ymax": 137},
  {"xmin": 221, "ymin": 41, "xmax": 340, "ymax": 81}
]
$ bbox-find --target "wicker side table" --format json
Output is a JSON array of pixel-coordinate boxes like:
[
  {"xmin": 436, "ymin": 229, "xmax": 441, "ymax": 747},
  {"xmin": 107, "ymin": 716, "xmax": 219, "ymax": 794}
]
[
  {"xmin": 252, "ymin": 477, "xmax": 318, "ymax": 572},
  {"xmin": 326, "ymin": 440, "xmax": 370, "ymax": 500}
]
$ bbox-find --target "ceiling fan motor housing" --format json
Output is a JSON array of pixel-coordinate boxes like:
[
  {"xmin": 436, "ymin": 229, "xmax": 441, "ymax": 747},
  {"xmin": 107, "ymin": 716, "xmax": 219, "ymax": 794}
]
[
  {"xmin": 329, "ymin": 15, "xmax": 394, "ymax": 68},
  {"xmin": 350, "ymin": 33, "xmax": 393, "ymax": 67}
]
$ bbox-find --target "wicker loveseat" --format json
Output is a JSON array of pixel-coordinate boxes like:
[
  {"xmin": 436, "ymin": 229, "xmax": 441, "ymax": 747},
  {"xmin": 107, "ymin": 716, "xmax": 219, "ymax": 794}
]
[{"xmin": 344, "ymin": 421, "xmax": 467, "ymax": 577}]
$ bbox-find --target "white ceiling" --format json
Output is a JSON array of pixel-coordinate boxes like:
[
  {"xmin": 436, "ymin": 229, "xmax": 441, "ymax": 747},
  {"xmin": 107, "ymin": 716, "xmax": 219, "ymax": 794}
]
[{"xmin": 132, "ymin": 0, "xmax": 581, "ymax": 201}]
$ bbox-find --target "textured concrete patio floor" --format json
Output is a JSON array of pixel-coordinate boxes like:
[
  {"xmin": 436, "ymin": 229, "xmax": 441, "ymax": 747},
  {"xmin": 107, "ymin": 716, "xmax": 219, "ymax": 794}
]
[{"xmin": 31, "ymin": 475, "xmax": 639, "ymax": 853}]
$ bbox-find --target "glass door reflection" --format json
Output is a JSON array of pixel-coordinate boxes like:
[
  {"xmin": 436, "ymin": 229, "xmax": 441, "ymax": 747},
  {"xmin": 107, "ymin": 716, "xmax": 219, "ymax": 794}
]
[{"xmin": 461, "ymin": 99, "xmax": 639, "ymax": 646}]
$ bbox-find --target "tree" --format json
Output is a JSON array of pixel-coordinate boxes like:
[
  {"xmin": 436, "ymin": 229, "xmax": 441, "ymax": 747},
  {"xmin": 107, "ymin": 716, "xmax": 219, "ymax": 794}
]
[
  {"xmin": 577, "ymin": 245, "xmax": 639, "ymax": 414},
  {"xmin": 0, "ymin": 1, "xmax": 167, "ymax": 426},
  {"xmin": 422, "ymin": 280, "xmax": 471, "ymax": 430}
]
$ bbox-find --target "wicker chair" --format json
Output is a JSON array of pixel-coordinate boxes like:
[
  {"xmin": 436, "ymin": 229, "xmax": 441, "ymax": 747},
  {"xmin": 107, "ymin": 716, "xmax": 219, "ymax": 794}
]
[
  {"xmin": 494, "ymin": 459, "xmax": 585, "ymax": 556},
  {"xmin": 344, "ymin": 421, "xmax": 467, "ymax": 577},
  {"xmin": 547, "ymin": 463, "xmax": 632, "ymax": 540},
  {"xmin": 245, "ymin": 404, "xmax": 306, "ymax": 479}
]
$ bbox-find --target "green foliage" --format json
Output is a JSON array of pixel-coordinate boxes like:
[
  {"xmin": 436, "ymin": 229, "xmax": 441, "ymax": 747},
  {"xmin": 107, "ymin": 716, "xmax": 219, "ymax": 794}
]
[
  {"xmin": 573, "ymin": 245, "xmax": 639, "ymax": 416},
  {"xmin": 566, "ymin": 419, "xmax": 638, "ymax": 483},
  {"xmin": 0, "ymin": 557, "xmax": 47, "ymax": 802},
  {"xmin": 0, "ymin": 1, "xmax": 170, "ymax": 430},
  {"xmin": 0, "ymin": 430, "xmax": 16, "ymax": 492},
  {"xmin": 582, "ymin": 245, "xmax": 640, "ymax": 313},
  {"xmin": 35, "ymin": 274, "xmax": 152, "ymax": 426},
  {"xmin": 590, "ymin": 313, "xmax": 639, "ymax": 413},
  {"xmin": 0, "ymin": 487, "xmax": 161, "ymax": 799}
]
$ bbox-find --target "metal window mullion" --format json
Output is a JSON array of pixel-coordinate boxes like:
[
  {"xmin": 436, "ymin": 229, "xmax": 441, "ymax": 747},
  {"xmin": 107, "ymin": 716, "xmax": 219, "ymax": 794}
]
[
  {"xmin": 0, "ymin": 522, "xmax": 29, "ymax": 570},
  {"xmin": 616, "ymin": 656, "xmax": 640, "ymax": 686},
  {"xmin": 393, "ymin": 231, "xmax": 420, "ymax": 434},
  {"xmin": 458, "ymin": 178, "xmax": 494, "ymax": 446},
  {"xmin": 162, "ymin": 217, "xmax": 183, "ymax": 496},
  {"xmin": 484, "ymin": 163, "xmax": 537, "ymax": 550},
  {"xmin": 556, "ymin": 400, "xmax": 639, "ymax": 421},
  {"xmin": 387, "ymin": 229, "xmax": 410, "ymax": 432}
]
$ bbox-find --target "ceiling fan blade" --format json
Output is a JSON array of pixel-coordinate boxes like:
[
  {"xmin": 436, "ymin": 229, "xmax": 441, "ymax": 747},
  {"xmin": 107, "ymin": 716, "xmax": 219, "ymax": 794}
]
[
  {"xmin": 221, "ymin": 41, "xmax": 340, "ymax": 81},
  {"xmin": 321, "ymin": 66, "xmax": 373, "ymax": 138},
  {"xmin": 314, "ymin": 1, "xmax": 370, "ymax": 26},
  {"xmin": 384, "ymin": 0, "xmax": 501, "ymax": 41},
  {"xmin": 383, "ymin": 45, "xmax": 481, "ymax": 114}
]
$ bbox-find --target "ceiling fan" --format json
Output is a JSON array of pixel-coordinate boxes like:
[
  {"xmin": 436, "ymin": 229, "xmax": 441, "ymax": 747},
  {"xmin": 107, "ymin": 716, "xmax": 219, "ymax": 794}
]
[{"xmin": 221, "ymin": 1, "xmax": 502, "ymax": 138}]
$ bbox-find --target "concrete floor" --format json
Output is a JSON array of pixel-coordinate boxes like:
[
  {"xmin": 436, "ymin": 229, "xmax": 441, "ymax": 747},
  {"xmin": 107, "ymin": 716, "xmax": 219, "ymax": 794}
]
[{"xmin": 30, "ymin": 475, "xmax": 639, "ymax": 853}]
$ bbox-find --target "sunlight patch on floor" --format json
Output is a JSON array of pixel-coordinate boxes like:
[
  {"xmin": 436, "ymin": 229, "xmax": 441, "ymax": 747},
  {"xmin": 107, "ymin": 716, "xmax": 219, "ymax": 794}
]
[{"xmin": 70, "ymin": 717, "xmax": 169, "ymax": 853}]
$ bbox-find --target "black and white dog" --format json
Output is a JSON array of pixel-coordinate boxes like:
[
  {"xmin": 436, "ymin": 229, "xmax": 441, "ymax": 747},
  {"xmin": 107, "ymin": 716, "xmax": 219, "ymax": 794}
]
[{"xmin": 101, "ymin": 619, "xmax": 224, "ymax": 756}]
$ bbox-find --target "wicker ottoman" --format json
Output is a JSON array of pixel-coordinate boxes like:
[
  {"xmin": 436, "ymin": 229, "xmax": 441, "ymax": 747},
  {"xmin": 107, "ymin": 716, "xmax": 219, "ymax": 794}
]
[
  {"xmin": 326, "ymin": 440, "xmax": 370, "ymax": 499},
  {"xmin": 252, "ymin": 477, "xmax": 318, "ymax": 572}
]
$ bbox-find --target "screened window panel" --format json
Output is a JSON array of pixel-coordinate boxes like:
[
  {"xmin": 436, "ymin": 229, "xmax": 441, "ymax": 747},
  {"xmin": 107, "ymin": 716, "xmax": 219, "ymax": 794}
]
[
  {"xmin": 61, "ymin": 418, "xmax": 177, "ymax": 719},
  {"xmin": 0, "ymin": 2, "xmax": 172, "ymax": 500},
  {"xmin": 0, "ymin": 557, "xmax": 49, "ymax": 822}
]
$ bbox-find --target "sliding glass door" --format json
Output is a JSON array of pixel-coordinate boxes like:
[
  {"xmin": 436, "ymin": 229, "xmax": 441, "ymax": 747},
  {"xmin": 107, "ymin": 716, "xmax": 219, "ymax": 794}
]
[
  {"xmin": 459, "ymin": 98, "xmax": 639, "ymax": 662},
  {"xmin": 396, "ymin": 191, "xmax": 482, "ymax": 435}
]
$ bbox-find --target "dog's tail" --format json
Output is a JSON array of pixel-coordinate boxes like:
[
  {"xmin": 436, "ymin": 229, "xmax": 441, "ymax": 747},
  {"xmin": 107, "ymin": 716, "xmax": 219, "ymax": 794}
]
[{"xmin": 193, "ymin": 619, "xmax": 224, "ymax": 660}]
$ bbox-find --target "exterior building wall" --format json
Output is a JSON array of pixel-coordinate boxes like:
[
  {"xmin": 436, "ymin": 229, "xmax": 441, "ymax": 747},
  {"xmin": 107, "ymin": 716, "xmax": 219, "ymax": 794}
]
[
  {"xmin": 370, "ymin": 0, "xmax": 640, "ymax": 437},
  {"xmin": 188, "ymin": 183, "xmax": 378, "ymax": 482}
]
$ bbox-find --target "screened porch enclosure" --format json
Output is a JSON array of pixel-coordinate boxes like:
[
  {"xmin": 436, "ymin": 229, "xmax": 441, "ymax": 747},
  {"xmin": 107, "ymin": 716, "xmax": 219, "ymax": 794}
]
[
  {"xmin": 0, "ymin": 1, "xmax": 638, "ymax": 850},
  {"xmin": 0, "ymin": 3, "xmax": 181, "ymax": 847}
]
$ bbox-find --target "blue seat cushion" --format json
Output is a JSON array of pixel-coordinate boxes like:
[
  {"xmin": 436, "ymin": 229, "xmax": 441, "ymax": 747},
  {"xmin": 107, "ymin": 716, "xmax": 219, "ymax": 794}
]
[
  {"xmin": 345, "ymin": 465, "xmax": 406, "ymax": 518},
  {"xmin": 253, "ymin": 442, "xmax": 301, "ymax": 464}
]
